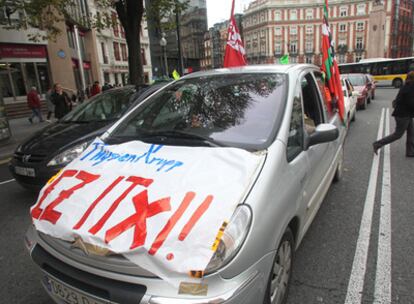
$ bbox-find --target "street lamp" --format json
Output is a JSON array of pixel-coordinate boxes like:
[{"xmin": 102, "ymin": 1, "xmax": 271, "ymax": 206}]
[{"xmin": 159, "ymin": 32, "xmax": 169, "ymax": 78}]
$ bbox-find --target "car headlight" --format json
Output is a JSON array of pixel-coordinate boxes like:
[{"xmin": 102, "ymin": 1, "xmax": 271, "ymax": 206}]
[
  {"xmin": 47, "ymin": 142, "xmax": 89, "ymax": 166},
  {"xmin": 205, "ymin": 205, "xmax": 252, "ymax": 274}
]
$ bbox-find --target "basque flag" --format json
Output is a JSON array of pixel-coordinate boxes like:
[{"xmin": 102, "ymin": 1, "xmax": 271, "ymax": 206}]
[
  {"xmin": 223, "ymin": 0, "xmax": 247, "ymax": 67},
  {"xmin": 321, "ymin": 0, "xmax": 345, "ymax": 123}
]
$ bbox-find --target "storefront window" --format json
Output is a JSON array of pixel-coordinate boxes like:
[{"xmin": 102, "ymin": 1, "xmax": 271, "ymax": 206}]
[
  {"xmin": 37, "ymin": 63, "xmax": 50, "ymax": 93},
  {"xmin": 9, "ymin": 63, "xmax": 26, "ymax": 96},
  {"xmin": 0, "ymin": 68, "xmax": 13, "ymax": 98},
  {"xmin": 25, "ymin": 62, "xmax": 38, "ymax": 91}
]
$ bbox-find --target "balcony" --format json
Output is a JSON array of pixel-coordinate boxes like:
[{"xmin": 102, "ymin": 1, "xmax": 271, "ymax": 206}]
[{"xmin": 337, "ymin": 44, "xmax": 348, "ymax": 54}]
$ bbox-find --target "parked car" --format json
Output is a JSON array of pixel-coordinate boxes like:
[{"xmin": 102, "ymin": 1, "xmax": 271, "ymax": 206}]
[
  {"xmin": 366, "ymin": 74, "xmax": 377, "ymax": 100},
  {"xmin": 25, "ymin": 65, "xmax": 346, "ymax": 304},
  {"xmin": 342, "ymin": 73, "xmax": 372, "ymax": 109},
  {"xmin": 341, "ymin": 76, "xmax": 357, "ymax": 126},
  {"xmin": 9, "ymin": 83, "xmax": 168, "ymax": 190}
]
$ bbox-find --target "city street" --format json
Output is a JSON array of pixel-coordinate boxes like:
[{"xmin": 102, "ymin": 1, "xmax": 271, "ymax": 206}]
[{"xmin": 0, "ymin": 88, "xmax": 413, "ymax": 303}]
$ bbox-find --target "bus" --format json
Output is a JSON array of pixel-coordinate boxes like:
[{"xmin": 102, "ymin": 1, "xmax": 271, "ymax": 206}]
[{"xmin": 338, "ymin": 57, "xmax": 414, "ymax": 88}]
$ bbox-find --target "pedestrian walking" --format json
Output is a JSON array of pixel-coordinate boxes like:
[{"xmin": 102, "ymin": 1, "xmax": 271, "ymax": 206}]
[
  {"xmin": 45, "ymin": 87, "xmax": 54, "ymax": 122},
  {"xmin": 90, "ymin": 81, "xmax": 101, "ymax": 97},
  {"xmin": 373, "ymin": 71, "xmax": 414, "ymax": 157},
  {"xmin": 27, "ymin": 86, "xmax": 44, "ymax": 123},
  {"xmin": 51, "ymin": 83, "xmax": 71, "ymax": 119}
]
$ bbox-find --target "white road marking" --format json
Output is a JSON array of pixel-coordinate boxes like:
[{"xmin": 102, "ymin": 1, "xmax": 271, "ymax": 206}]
[
  {"xmin": 374, "ymin": 108, "xmax": 392, "ymax": 304},
  {"xmin": 345, "ymin": 108, "xmax": 385, "ymax": 304},
  {"xmin": 0, "ymin": 179, "xmax": 15, "ymax": 186}
]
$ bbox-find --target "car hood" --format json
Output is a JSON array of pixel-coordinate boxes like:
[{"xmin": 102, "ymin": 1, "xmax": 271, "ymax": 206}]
[{"xmin": 18, "ymin": 121, "xmax": 110, "ymax": 156}]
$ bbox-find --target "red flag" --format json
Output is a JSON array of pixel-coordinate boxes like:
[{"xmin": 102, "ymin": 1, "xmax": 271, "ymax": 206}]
[
  {"xmin": 223, "ymin": 0, "xmax": 247, "ymax": 68},
  {"xmin": 321, "ymin": 0, "xmax": 345, "ymax": 123}
]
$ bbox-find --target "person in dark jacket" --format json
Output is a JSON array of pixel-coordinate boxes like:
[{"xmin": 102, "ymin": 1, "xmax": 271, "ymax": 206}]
[
  {"xmin": 373, "ymin": 71, "xmax": 414, "ymax": 157},
  {"xmin": 51, "ymin": 83, "xmax": 71, "ymax": 119},
  {"xmin": 27, "ymin": 86, "xmax": 44, "ymax": 123}
]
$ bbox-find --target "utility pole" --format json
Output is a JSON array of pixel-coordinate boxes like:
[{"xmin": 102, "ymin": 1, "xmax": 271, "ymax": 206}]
[{"xmin": 175, "ymin": 0, "xmax": 184, "ymax": 74}]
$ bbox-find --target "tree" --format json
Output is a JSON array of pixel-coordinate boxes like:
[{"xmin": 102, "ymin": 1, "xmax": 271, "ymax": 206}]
[{"xmin": 0, "ymin": 0, "xmax": 185, "ymax": 85}]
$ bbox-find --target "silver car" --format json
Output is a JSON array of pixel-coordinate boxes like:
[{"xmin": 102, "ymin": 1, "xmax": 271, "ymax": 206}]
[{"xmin": 25, "ymin": 64, "xmax": 345, "ymax": 304}]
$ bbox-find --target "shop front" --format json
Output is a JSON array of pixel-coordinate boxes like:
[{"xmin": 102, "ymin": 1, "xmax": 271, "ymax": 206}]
[{"xmin": 0, "ymin": 43, "xmax": 51, "ymax": 103}]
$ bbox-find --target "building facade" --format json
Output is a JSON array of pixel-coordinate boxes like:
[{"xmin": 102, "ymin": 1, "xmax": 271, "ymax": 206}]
[
  {"xmin": 145, "ymin": 0, "xmax": 207, "ymax": 79},
  {"xmin": 0, "ymin": 7, "xmax": 51, "ymax": 103},
  {"xmin": 241, "ymin": 0, "xmax": 414, "ymax": 65},
  {"xmin": 201, "ymin": 14, "xmax": 243, "ymax": 70},
  {"xmin": 88, "ymin": 2, "xmax": 152, "ymax": 85}
]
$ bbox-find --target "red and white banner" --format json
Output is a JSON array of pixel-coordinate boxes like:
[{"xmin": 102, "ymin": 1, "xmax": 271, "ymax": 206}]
[
  {"xmin": 31, "ymin": 139, "xmax": 263, "ymax": 285},
  {"xmin": 223, "ymin": 0, "xmax": 247, "ymax": 68}
]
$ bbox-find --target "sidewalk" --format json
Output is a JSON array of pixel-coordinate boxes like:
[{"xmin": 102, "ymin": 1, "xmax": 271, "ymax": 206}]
[{"xmin": 0, "ymin": 117, "xmax": 49, "ymax": 161}]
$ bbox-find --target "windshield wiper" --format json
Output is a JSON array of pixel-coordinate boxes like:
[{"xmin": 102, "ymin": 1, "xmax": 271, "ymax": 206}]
[{"xmin": 138, "ymin": 130, "xmax": 226, "ymax": 147}]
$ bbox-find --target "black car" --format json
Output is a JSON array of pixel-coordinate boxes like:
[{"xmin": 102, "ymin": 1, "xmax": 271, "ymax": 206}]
[{"xmin": 9, "ymin": 83, "xmax": 168, "ymax": 190}]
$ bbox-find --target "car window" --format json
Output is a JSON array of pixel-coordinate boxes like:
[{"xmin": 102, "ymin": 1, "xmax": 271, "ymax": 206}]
[
  {"xmin": 314, "ymin": 72, "xmax": 334, "ymax": 121},
  {"xmin": 301, "ymin": 73, "xmax": 324, "ymax": 134},
  {"xmin": 287, "ymin": 84, "xmax": 304, "ymax": 162},
  {"xmin": 109, "ymin": 73, "xmax": 288, "ymax": 150},
  {"xmin": 347, "ymin": 75, "xmax": 366, "ymax": 86},
  {"xmin": 62, "ymin": 89, "xmax": 135, "ymax": 122}
]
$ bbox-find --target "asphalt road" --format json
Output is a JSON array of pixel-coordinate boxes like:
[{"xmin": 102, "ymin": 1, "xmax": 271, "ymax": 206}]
[{"xmin": 0, "ymin": 87, "xmax": 413, "ymax": 304}]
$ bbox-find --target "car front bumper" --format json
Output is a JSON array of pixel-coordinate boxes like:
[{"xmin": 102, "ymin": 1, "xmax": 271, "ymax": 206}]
[{"xmin": 25, "ymin": 226, "xmax": 270, "ymax": 304}]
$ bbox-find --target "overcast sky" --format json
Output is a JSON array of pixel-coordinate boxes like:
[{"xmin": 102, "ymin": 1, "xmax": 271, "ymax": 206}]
[{"xmin": 206, "ymin": 0, "xmax": 252, "ymax": 28}]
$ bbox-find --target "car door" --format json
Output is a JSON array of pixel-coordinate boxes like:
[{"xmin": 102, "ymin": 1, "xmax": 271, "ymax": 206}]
[{"xmin": 300, "ymin": 71, "xmax": 333, "ymax": 223}]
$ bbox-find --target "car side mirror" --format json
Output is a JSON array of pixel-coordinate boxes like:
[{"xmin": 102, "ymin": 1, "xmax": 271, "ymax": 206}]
[{"xmin": 306, "ymin": 123, "xmax": 339, "ymax": 149}]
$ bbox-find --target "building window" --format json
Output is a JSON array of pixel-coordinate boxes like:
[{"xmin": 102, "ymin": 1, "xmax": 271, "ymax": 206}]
[
  {"xmin": 290, "ymin": 56, "xmax": 297, "ymax": 63},
  {"xmin": 67, "ymin": 27, "xmax": 75, "ymax": 49},
  {"xmin": 340, "ymin": 7, "xmax": 348, "ymax": 17},
  {"xmin": 339, "ymin": 23, "xmax": 347, "ymax": 32},
  {"xmin": 305, "ymin": 41, "xmax": 313, "ymax": 52},
  {"xmin": 275, "ymin": 27, "xmax": 281, "ymax": 36},
  {"xmin": 357, "ymin": 22, "xmax": 364, "ymax": 31},
  {"xmin": 290, "ymin": 26, "xmax": 297, "ymax": 35},
  {"xmin": 356, "ymin": 55, "xmax": 362, "ymax": 62},
  {"xmin": 113, "ymin": 42, "xmax": 120, "ymax": 61},
  {"xmin": 306, "ymin": 9, "xmax": 313, "ymax": 20},
  {"xmin": 357, "ymin": 4, "xmax": 366, "ymax": 15},
  {"xmin": 306, "ymin": 25, "xmax": 313, "ymax": 35},
  {"xmin": 306, "ymin": 56, "xmax": 312, "ymax": 63},
  {"xmin": 260, "ymin": 12, "xmax": 265, "ymax": 22},
  {"xmin": 141, "ymin": 48, "xmax": 147, "ymax": 65},
  {"xmin": 274, "ymin": 42, "xmax": 282, "ymax": 54},
  {"xmin": 356, "ymin": 37, "xmax": 363, "ymax": 50},
  {"xmin": 261, "ymin": 30, "xmax": 265, "ymax": 37},
  {"xmin": 101, "ymin": 42, "xmax": 108, "ymax": 64},
  {"xmin": 121, "ymin": 43, "xmax": 127, "ymax": 61},
  {"xmin": 112, "ymin": 12, "xmax": 119, "ymax": 37},
  {"xmin": 290, "ymin": 10, "xmax": 297, "ymax": 21},
  {"xmin": 338, "ymin": 54, "xmax": 346, "ymax": 63},
  {"xmin": 274, "ymin": 10, "xmax": 281, "ymax": 21},
  {"xmin": 290, "ymin": 41, "xmax": 297, "ymax": 53}
]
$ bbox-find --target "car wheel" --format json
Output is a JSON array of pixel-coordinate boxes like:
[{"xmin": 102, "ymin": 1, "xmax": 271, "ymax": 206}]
[
  {"xmin": 333, "ymin": 147, "xmax": 344, "ymax": 183},
  {"xmin": 263, "ymin": 228, "xmax": 294, "ymax": 304},
  {"xmin": 393, "ymin": 78, "xmax": 403, "ymax": 88}
]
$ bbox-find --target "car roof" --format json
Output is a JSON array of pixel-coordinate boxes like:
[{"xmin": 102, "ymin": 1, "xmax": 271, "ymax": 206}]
[{"xmin": 181, "ymin": 64, "xmax": 320, "ymax": 79}]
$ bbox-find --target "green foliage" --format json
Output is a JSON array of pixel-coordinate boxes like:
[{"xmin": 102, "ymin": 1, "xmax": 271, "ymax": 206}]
[{"xmin": 146, "ymin": 0, "xmax": 189, "ymax": 32}]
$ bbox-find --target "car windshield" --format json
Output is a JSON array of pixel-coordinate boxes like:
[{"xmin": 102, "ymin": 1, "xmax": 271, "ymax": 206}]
[
  {"xmin": 62, "ymin": 88, "xmax": 135, "ymax": 123},
  {"xmin": 108, "ymin": 73, "xmax": 287, "ymax": 150},
  {"xmin": 347, "ymin": 75, "xmax": 366, "ymax": 86}
]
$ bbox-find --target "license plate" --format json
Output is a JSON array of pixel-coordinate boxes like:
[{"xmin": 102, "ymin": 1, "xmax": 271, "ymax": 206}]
[
  {"xmin": 14, "ymin": 166, "xmax": 35, "ymax": 177},
  {"xmin": 44, "ymin": 275, "xmax": 108, "ymax": 304}
]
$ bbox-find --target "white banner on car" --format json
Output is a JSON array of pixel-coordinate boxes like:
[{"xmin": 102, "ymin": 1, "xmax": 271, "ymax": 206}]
[{"xmin": 31, "ymin": 138, "xmax": 263, "ymax": 285}]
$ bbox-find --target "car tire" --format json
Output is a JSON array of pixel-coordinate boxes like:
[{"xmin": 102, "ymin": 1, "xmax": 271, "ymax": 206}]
[
  {"xmin": 333, "ymin": 147, "xmax": 344, "ymax": 183},
  {"xmin": 393, "ymin": 78, "xmax": 403, "ymax": 88},
  {"xmin": 263, "ymin": 228, "xmax": 294, "ymax": 304}
]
